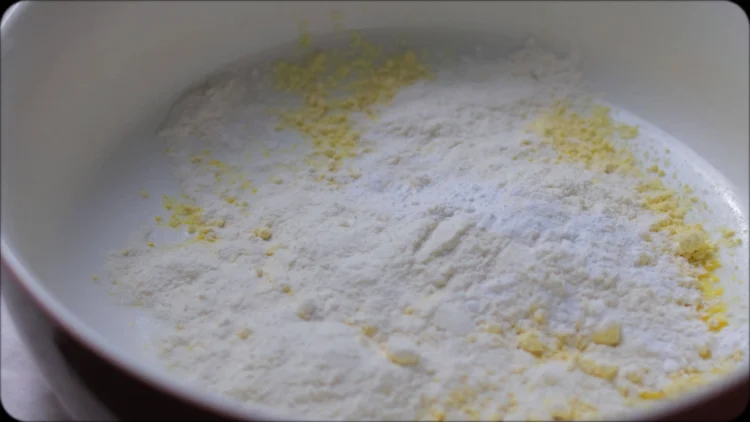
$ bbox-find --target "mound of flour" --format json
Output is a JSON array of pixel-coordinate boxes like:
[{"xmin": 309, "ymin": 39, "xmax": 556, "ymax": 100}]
[{"xmin": 105, "ymin": 40, "xmax": 746, "ymax": 420}]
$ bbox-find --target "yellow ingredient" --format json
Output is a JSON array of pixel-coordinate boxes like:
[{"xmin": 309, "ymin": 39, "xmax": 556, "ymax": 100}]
[
  {"xmin": 577, "ymin": 356, "xmax": 619, "ymax": 381},
  {"xmin": 272, "ymin": 31, "xmax": 432, "ymax": 179},
  {"xmin": 516, "ymin": 330, "xmax": 548, "ymax": 357},
  {"xmin": 591, "ymin": 323, "xmax": 622, "ymax": 347},
  {"xmin": 253, "ymin": 227, "xmax": 273, "ymax": 240},
  {"xmin": 361, "ymin": 325, "xmax": 378, "ymax": 337},
  {"xmin": 530, "ymin": 104, "xmax": 728, "ymax": 332},
  {"xmin": 484, "ymin": 324, "xmax": 503, "ymax": 335},
  {"xmin": 237, "ymin": 328, "xmax": 252, "ymax": 340}
]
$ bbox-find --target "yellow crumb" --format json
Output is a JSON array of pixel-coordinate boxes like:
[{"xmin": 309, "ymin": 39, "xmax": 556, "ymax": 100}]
[
  {"xmin": 361, "ymin": 325, "xmax": 378, "ymax": 337},
  {"xmin": 265, "ymin": 244, "xmax": 280, "ymax": 256},
  {"xmin": 698, "ymin": 344, "xmax": 712, "ymax": 359},
  {"xmin": 639, "ymin": 390, "xmax": 665, "ymax": 400},
  {"xmin": 577, "ymin": 356, "xmax": 619, "ymax": 381},
  {"xmin": 625, "ymin": 370, "xmax": 643, "ymax": 385},
  {"xmin": 484, "ymin": 324, "xmax": 503, "ymax": 335},
  {"xmin": 591, "ymin": 323, "xmax": 622, "ymax": 347},
  {"xmin": 139, "ymin": 190, "xmax": 149, "ymax": 199},
  {"xmin": 253, "ymin": 227, "xmax": 273, "ymax": 240},
  {"xmin": 516, "ymin": 330, "xmax": 547, "ymax": 357}
]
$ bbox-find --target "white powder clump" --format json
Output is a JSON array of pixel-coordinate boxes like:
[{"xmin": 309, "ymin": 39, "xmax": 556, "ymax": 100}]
[{"xmin": 105, "ymin": 39, "xmax": 747, "ymax": 421}]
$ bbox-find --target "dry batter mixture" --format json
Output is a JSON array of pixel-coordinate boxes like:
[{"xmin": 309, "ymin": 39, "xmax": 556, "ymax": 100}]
[{"xmin": 104, "ymin": 32, "xmax": 748, "ymax": 421}]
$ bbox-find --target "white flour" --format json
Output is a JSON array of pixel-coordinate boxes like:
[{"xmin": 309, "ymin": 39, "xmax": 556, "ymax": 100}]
[{"xmin": 105, "ymin": 39, "xmax": 747, "ymax": 420}]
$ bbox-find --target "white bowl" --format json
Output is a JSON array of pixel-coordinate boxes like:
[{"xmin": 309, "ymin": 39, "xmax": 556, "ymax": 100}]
[{"xmin": 2, "ymin": 1, "xmax": 747, "ymax": 419}]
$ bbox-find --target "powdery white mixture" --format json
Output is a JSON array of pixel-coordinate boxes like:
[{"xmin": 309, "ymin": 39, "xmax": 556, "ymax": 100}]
[{"xmin": 105, "ymin": 40, "xmax": 748, "ymax": 420}]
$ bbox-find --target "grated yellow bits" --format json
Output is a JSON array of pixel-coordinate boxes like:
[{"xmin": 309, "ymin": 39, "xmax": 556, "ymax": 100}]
[
  {"xmin": 577, "ymin": 356, "xmax": 619, "ymax": 381},
  {"xmin": 530, "ymin": 103, "xmax": 729, "ymax": 332},
  {"xmin": 253, "ymin": 227, "xmax": 273, "ymax": 240},
  {"xmin": 271, "ymin": 31, "xmax": 432, "ymax": 179},
  {"xmin": 516, "ymin": 330, "xmax": 548, "ymax": 357},
  {"xmin": 591, "ymin": 323, "xmax": 622, "ymax": 347},
  {"xmin": 237, "ymin": 328, "xmax": 252, "ymax": 340}
]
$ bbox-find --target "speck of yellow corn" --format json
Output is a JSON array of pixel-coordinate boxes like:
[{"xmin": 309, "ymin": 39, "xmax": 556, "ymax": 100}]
[
  {"xmin": 195, "ymin": 228, "xmax": 219, "ymax": 243},
  {"xmin": 532, "ymin": 308, "xmax": 546, "ymax": 324},
  {"xmin": 516, "ymin": 330, "xmax": 547, "ymax": 357},
  {"xmin": 577, "ymin": 356, "xmax": 619, "ymax": 381},
  {"xmin": 265, "ymin": 244, "xmax": 280, "ymax": 256},
  {"xmin": 404, "ymin": 306, "xmax": 414, "ymax": 315},
  {"xmin": 625, "ymin": 370, "xmax": 644, "ymax": 385},
  {"xmin": 639, "ymin": 390, "xmax": 665, "ymax": 400},
  {"xmin": 148, "ymin": 241, "xmax": 155, "ymax": 248},
  {"xmin": 237, "ymin": 328, "xmax": 252, "ymax": 340},
  {"xmin": 591, "ymin": 323, "xmax": 622, "ymax": 347},
  {"xmin": 281, "ymin": 284, "xmax": 293, "ymax": 295},
  {"xmin": 253, "ymin": 227, "xmax": 272, "ymax": 240},
  {"xmin": 484, "ymin": 324, "xmax": 503, "ymax": 335},
  {"xmin": 707, "ymin": 314, "xmax": 728, "ymax": 331},
  {"xmin": 361, "ymin": 325, "xmax": 378, "ymax": 337},
  {"xmin": 139, "ymin": 190, "xmax": 149, "ymax": 199}
]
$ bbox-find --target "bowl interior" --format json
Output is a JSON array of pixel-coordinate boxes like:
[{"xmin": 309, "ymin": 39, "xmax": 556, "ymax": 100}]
[{"xmin": 2, "ymin": 1, "xmax": 748, "ymax": 419}]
